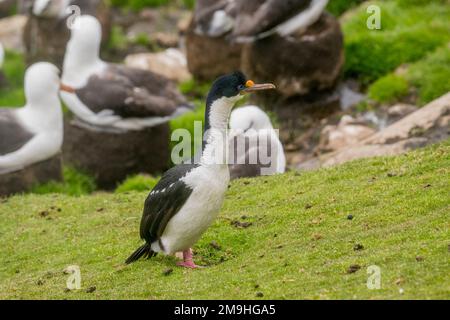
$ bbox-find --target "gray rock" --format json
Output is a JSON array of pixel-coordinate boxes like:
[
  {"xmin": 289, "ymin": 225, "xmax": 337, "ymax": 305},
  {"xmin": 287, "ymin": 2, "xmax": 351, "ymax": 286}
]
[
  {"xmin": 185, "ymin": 18, "xmax": 242, "ymax": 81},
  {"xmin": 0, "ymin": 0, "xmax": 16, "ymax": 18},
  {"xmin": 320, "ymin": 93, "xmax": 450, "ymax": 167},
  {"xmin": 241, "ymin": 13, "xmax": 344, "ymax": 98},
  {"xmin": 0, "ymin": 155, "xmax": 63, "ymax": 197},
  {"xmin": 63, "ymin": 119, "xmax": 170, "ymax": 190}
]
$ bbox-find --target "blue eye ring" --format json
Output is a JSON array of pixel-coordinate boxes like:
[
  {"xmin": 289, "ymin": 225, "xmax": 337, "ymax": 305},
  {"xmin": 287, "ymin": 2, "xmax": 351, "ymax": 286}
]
[{"xmin": 237, "ymin": 84, "xmax": 246, "ymax": 91}]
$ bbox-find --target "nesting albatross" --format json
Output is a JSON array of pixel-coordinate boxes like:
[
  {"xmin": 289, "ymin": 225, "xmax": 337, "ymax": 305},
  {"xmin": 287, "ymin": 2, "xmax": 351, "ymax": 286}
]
[
  {"xmin": 229, "ymin": 105, "xmax": 286, "ymax": 179},
  {"xmin": 191, "ymin": 0, "xmax": 329, "ymax": 41},
  {"xmin": 61, "ymin": 15, "xmax": 192, "ymax": 131},
  {"xmin": 0, "ymin": 42, "xmax": 5, "ymax": 87},
  {"xmin": 0, "ymin": 62, "xmax": 66, "ymax": 174}
]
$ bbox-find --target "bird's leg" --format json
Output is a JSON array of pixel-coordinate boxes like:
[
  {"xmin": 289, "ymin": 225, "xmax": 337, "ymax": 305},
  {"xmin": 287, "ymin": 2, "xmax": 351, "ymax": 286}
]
[{"xmin": 176, "ymin": 248, "xmax": 200, "ymax": 269}]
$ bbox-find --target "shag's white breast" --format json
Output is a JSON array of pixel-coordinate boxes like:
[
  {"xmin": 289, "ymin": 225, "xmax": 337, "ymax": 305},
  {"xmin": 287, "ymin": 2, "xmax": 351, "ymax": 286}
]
[{"xmin": 157, "ymin": 164, "xmax": 230, "ymax": 254}]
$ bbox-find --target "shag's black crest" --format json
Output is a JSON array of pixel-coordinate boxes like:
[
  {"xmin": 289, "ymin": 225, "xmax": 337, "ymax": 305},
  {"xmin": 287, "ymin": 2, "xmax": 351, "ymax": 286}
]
[
  {"xmin": 204, "ymin": 71, "xmax": 247, "ymax": 132},
  {"xmin": 206, "ymin": 71, "xmax": 247, "ymax": 107}
]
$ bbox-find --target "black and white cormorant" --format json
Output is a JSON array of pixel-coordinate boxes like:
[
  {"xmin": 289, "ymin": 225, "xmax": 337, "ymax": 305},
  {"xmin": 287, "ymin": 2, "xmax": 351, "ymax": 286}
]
[{"xmin": 126, "ymin": 72, "xmax": 275, "ymax": 268}]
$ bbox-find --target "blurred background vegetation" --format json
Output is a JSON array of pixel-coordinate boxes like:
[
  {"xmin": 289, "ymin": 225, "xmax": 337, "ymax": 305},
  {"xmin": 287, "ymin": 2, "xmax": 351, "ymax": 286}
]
[{"xmin": 0, "ymin": 0, "xmax": 448, "ymax": 195}]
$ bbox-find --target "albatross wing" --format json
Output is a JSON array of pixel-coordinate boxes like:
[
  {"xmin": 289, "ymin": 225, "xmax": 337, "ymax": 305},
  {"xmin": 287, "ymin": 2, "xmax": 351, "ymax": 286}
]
[
  {"xmin": 75, "ymin": 64, "xmax": 192, "ymax": 119},
  {"xmin": 0, "ymin": 109, "xmax": 34, "ymax": 156}
]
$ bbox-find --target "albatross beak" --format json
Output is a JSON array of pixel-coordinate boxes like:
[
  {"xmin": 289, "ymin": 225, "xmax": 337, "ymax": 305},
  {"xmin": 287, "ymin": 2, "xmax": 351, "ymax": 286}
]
[
  {"xmin": 241, "ymin": 80, "xmax": 276, "ymax": 94},
  {"xmin": 60, "ymin": 83, "xmax": 76, "ymax": 93}
]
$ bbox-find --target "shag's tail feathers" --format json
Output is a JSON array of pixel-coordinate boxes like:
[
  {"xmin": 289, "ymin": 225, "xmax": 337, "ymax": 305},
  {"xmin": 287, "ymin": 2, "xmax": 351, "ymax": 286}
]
[{"xmin": 125, "ymin": 243, "xmax": 157, "ymax": 264}]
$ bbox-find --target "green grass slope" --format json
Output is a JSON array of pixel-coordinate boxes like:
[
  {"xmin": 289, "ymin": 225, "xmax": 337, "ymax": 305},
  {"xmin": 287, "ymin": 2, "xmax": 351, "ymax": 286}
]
[{"xmin": 0, "ymin": 141, "xmax": 449, "ymax": 300}]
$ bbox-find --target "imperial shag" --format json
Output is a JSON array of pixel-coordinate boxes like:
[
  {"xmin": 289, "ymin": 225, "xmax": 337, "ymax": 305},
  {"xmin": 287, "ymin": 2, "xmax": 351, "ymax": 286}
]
[{"xmin": 126, "ymin": 72, "xmax": 275, "ymax": 268}]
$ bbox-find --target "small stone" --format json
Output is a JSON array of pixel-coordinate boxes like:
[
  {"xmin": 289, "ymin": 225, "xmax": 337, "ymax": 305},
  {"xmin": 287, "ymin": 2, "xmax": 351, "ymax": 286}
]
[
  {"xmin": 347, "ymin": 215, "xmax": 354, "ymax": 220},
  {"xmin": 312, "ymin": 234, "xmax": 322, "ymax": 241},
  {"xmin": 415, "ymin": 256, "xmax": 424, "ymax": 262},
  {"xmin": 305, "ymin": 204, "xmax": 313, "ymax": 210},
  {"xmin": 353, "ymin": 244, "xmax": 364, "ymax": 251},
  {"xmin": 36, "ymin": 279, "xmax": 44, "ymax": 286},
  {"xmin": 210, "ymin": 241, "xmax": 221, "ymax": 251},
  {"xmin": 256, "ymin": 292, "xmax": 264, "ymax": 298},
  {"xmin": 39, "ymin": 211, "xmax": 50, "ymax": 218},
  {"xmin": 347, "ymin": 265, "xmax": 361, "ymax": 274},
  {"xmin": 85, "ymin": 286, "xmax": 96, "ymax": 293},
  {"xmin": 387, "ymin": 172, "xmax": 397, "ymax": 177}
]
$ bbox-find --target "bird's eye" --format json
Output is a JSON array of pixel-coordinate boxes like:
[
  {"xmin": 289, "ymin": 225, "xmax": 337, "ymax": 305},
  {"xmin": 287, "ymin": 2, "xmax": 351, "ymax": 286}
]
[{"xmin": 237, "ymin": 85, "xmax": 246, "ymax": 91}]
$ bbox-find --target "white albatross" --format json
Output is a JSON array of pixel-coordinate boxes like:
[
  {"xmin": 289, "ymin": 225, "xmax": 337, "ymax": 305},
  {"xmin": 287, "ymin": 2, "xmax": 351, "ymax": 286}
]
[
  {"xmin": 229, "ymin": 105, "xmax": 286, "ymax": 179},
  {"xmin": 0, "ymin": 62, "xmax": 66, "ymax": 174},
  {"xmin": 61, "ymin": 15, "xmax": 192, "ymax": 131}
]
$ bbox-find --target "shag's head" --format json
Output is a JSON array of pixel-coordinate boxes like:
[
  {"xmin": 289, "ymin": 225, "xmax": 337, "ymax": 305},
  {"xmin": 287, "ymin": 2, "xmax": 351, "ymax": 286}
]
[
  {"xmin": 65, "ymin": 15, "xmax": 102, "ymax": 65},
  {"xmin": 206, "ymin": 71, "xmax": 275, "ymax": 107},
  {"xmin": 205, "ymin": 71, "xmax": 275, "ymax": 130},
  {"xmin": 230, "ymin": 105, "xmax": 274, "ymax": 132},
  {"xmin": 25, "ymin": 62, "xmax": 61, "ymax": 104}
]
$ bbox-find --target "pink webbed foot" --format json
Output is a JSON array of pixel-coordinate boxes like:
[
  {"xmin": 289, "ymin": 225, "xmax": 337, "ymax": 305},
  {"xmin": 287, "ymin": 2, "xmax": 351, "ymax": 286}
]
[{"xmin": 176, "ymin": 249, "xmax": 201, "ymax": 269}]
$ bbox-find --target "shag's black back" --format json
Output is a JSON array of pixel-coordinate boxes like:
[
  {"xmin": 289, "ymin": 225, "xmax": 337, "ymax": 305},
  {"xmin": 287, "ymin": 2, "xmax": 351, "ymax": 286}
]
[{"xmin": 139, "ymin": 163, "xmax": 200, "ymax": 245}]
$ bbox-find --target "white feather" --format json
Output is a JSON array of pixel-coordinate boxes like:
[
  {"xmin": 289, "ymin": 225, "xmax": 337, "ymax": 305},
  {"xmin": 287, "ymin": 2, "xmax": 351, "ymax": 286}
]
[
  {"xmin": 230, "ymin": 105, "xmax": 286, "ymax": 174},
  {"xmin": 275, "ymin": 0, "xmax": 329, "ymax": 37},
  {"xmin": 0, "ymin": 42, "xmax": 4, "ymax": 69}
]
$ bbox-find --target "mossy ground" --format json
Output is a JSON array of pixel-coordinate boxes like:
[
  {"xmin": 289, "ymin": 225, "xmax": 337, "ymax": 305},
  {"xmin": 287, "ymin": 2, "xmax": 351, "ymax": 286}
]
[{"xmin": 1, "ymin": 142, "xmax": 449, "ymax": 300}]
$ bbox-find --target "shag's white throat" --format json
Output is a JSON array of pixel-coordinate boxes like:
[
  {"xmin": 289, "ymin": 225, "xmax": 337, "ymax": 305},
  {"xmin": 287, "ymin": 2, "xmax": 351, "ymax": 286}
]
[{"xmin": 0, "ymin": 62, "xmax": 63, "ymax": 174}]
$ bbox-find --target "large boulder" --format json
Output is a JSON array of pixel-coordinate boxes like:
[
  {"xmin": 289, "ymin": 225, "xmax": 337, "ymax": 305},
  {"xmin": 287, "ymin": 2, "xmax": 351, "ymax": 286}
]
[
  {"xmin": 125, "ymin": 48, "xmax": 192, "ymax": 83},
  {"xmin": 0, "ymin": 0, "xmax": 16, "ymax": 18},
  {"xmin": 185, "ymin": 19, "xmax": 242, "ymax": 81},
  {"xmin": 23, "ymin": 0, "xmax": 111, "ymax": 68},
  {"xmin": 0, "ymin": 15, "xmax": 28, "ymax": 53},
  {"xmin": 0, "ymin": 155, "xmax": 63, "ymax": 197},
  {"xmin": 242, "ymin": 13, "xmax": 344, "ymax": 99},
  {"xmin": 318, "ymin": 93, "xmax": 450, "ymax": 168},
  {"xmin": 63, "ymin": 119, "xmax": 170, "ymax": 190}
]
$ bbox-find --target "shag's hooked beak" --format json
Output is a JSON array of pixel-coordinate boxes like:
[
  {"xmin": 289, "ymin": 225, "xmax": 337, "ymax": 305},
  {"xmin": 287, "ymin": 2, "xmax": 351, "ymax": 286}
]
[
  {"xmin": 60, "ymin": 83, "xmax": 76, "ymax": 93},
  {"xmin": 241, "ymin": 80, "xmax": 276, "ymax": 94}
]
